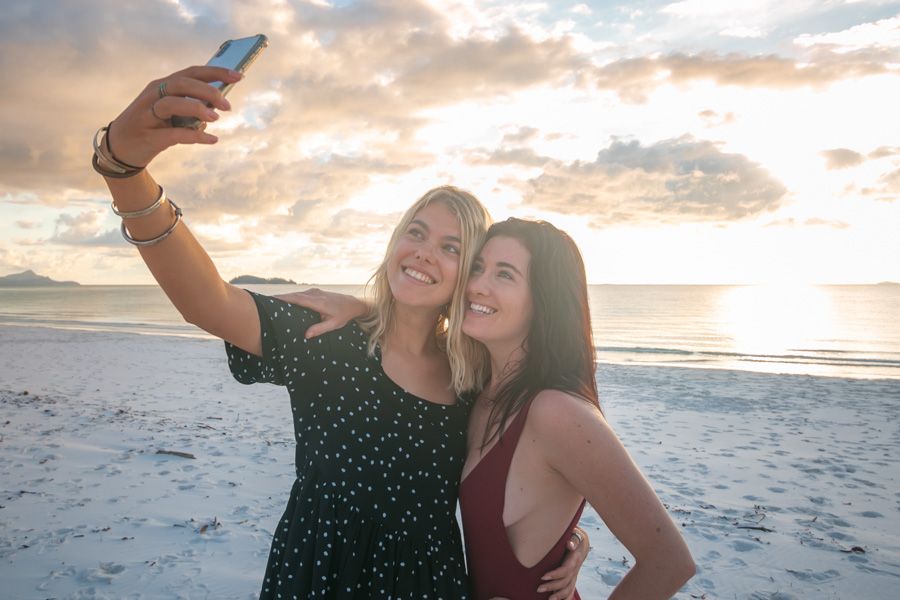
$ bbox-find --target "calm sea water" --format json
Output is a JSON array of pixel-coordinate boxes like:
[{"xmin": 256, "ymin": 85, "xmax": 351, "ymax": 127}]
[{"xmin": 1, "ymin": 284, "xmax": 899, "ymax": 380}]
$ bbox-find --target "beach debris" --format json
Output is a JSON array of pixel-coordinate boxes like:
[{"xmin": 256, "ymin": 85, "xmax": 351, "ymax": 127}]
[
  {"xmin": 100, "ymin": 562, "xmax": 125, "ymax": 574},
  {"xmin": 155, "ymin": 449, "xmax": 196, "ymax": 459},
  {"xmin": 840, "ymin": 546, "xmax": 866, "ymax": 554},
  {"xmin": 193, "ymin": 516, "xmax": 222, "ymax": 534},
  {"xmin": 736, "ymin": 525, "xmax": 775, "ymax": 532}
]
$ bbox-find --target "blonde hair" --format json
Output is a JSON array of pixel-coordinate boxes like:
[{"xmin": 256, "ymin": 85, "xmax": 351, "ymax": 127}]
[{"xmin": 359, "ymin": 186, "xmax": 491, "ymax": 395}]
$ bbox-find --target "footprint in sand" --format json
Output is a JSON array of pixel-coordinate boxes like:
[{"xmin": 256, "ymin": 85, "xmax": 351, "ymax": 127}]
[
  {"xmin": 785, "ymin": 568, "xmax": 841, "ymax": 583},
  {"xmin": 731, "ymin": 539, "xmax": 760, "ymax": 552}
]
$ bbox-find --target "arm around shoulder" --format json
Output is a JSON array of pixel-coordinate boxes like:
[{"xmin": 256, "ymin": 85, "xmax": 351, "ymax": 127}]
[{"xmin": 530, "ymin": 391, "xmax": 695, "ymax": 599}]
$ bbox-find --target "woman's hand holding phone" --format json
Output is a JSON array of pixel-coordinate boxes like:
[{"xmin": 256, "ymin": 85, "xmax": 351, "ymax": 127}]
[{"xmin": 105, "ymin": 66, "xmax": 241, "ymax": 169}]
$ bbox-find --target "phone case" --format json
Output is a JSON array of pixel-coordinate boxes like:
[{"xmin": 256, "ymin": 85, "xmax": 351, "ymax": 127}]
[{"xmin": 171, "ymin": 34, "xmax": 269, "ymax": 129}]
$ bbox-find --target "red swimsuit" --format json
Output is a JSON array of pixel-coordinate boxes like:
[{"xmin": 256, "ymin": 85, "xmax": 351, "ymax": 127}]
[{"xmin": 460, "ymin": 401, "xmax": 585, "ymax": 600}]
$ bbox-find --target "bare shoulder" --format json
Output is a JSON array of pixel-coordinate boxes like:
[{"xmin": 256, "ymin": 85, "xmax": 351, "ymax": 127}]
[{"xmin": 527, "ymin": 389, "xmax": 608, "ymax": 443}]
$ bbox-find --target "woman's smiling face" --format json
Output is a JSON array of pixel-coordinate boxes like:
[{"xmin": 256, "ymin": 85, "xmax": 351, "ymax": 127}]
[
  {"xmin": 462, "ymin": 235, "xmax": 533, "ymax": 349},
  {"xmin": 387, "ymin": 201, "xmax": 463, "ymax": 311}
]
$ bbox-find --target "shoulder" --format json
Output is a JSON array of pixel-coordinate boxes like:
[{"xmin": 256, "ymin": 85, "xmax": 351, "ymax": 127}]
[
  {"xmin": 250, "ymin": 292, "xmax": 321, "ymax": 324},
  {"xmin": 526, "ymin": 389, "xmax": 608, "ymax": 445}
]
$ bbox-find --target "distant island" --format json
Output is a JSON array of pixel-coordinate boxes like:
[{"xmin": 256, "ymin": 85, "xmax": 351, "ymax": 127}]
[
  {"xmin": 876, "ymin": 281, "xmax": 899, "ymax": 286},
  {"xmin": 229, "ymin": 275, "xmax": 298, "ymax": 285},
  {"xmin": 0, "ymin": 270, "xmax": 80, "ymax": 287}
]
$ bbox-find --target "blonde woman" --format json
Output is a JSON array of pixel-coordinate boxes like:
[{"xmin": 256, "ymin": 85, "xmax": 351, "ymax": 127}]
[{"xmin": 95, "ymin": 64, "xmax": 587, "ymax": 598}]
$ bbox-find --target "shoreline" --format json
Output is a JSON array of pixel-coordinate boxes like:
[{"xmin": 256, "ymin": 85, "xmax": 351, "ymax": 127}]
[
  {"xmin": 2, "ymin": 322, "xmax": 897, "ymax": 383},
  {"xmin": 1, "ymin": 325, "xmax": 899, "ymax": 598}
]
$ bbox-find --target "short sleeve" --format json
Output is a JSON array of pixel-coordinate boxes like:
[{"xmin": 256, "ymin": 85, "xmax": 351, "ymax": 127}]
[{"xmin": 224, "ymin": 291, "xmax": 321, "ymax": 386}]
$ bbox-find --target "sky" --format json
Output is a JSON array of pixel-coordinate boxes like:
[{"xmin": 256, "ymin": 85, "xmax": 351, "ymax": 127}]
[{"xmin": 1, "ymin": 0, "xmax": 899, "ymax": 285}]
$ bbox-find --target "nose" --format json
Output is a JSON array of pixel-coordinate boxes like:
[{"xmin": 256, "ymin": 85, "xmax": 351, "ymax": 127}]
[
  {"xmin": 467, "ymin": 269, "xmax": 488, "ymax": 296},
  {"xmin": 415, "ymin": 242, "xmax": 435, "ymax": 263}
]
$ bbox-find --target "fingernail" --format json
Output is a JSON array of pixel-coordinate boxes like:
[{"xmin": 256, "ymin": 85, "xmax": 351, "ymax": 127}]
[
  {"xmin": 537, "ymin": 587, "xmax": 546, "ymax": 593},
  {"xmin": 229, "ymin": 70, "xmax": 243, "ymax": 79},
  {"xmin": 207, "ymin": 110, "xmax": 219, "ymax": 121},
  {"xmin": 223, "ymin": 98, "xmax": 232, "ymax": 110}
]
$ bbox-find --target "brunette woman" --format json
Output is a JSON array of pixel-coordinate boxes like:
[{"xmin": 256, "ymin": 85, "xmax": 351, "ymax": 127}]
[{"xmin": 459, "ymin": 219, "xmax": 695, "ymax": 599}]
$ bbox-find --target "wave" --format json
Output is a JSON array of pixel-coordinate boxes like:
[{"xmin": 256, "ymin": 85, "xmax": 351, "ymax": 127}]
[
  {"xmin": 597, "ymin": 345, "xmax": 900, "ymax": 369},
  {"xmin": 0, "ymin": 316, "xmax": 209, "ymax": 339}
]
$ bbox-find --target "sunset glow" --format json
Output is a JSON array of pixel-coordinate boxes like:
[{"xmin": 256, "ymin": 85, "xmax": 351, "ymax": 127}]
[{"xmin": 1, "ymin": 1, "xmax": 898, "ymax": 285}]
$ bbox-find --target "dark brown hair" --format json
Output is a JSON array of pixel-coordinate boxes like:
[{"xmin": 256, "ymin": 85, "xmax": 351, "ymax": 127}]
[{"xmin": 480, "ymin": 218, "xmax": 599, "ymax": 448}]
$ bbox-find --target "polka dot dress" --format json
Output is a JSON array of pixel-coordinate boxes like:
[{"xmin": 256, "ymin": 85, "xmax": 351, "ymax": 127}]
[{"xmin": 225, "ymin": 292, "xmax": 472, "ymax": 599}]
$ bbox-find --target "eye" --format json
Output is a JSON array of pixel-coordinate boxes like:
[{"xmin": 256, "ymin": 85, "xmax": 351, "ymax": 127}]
[
  {"xmin": 406, "ymin": 227, "xmax": 424, "ymax": 240},
  {"xmin": 443, "ymin": 244, "xmax": 460, "ymax": 255},
  {"xmin": 470, "ymin": 261, "xmax": 484, "ymax": 274},
  {"xmin": 498, "ymin": 270, "xmax": 514, "ymax": 280}
]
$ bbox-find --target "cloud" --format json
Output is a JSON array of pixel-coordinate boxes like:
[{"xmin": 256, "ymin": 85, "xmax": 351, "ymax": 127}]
[
  {"xmin": 765, "ymin": 217, "xmax": 850, "ymax": 229},
  {"xmin": 309, "ymin": 209, "xmax": 403, "ymax": 243},
  {"xmin": 0, "ymin": 0, "xmax": 585, "ymax": 211},
  {"xmin": 469, "ymin": 147, "xmax": 551, "ymax": 168},
  {"xmin": 861, "ymin": 168, "xmax": 900, "ymax": 201},
  {"xmin": 571, "ymin": 4, "xmax": 592, "ymax": 16},
  {"xmin": 821, "ymin": 148, "xmax": 864, "ymax": 169},
  {"xmin": 698, "ymin": 109, "xmax": 735, "ymax": 126},
  {"xmin": 794, "ymin": 15, "xmax": 900, "ymax": 53},
  {"xmin": 591, "ymin": 48, "xmax": 896, "ymax": 102},
  {"xmin": 50, "ymin": 209, "xmax": 121, "ymax": 246},
  {"xmin": 15, "ymin": 220, "xmax": 40, "ymax": 230},
  {"xmin": 501, "ymin": 127, "xmax": 540, "ymax": 144},
  {"xmin": 869, "ymin": 146, "xmax": 900, "ymax": 159},
  {"xmin": 521, "ymin": 136, "xmax": 787, "ymax": 224}
]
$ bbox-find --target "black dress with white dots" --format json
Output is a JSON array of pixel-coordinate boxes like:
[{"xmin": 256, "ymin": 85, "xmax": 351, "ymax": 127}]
[{"xmin": 225, "ymin": 292, "xmax": 472, "ymax": 599}]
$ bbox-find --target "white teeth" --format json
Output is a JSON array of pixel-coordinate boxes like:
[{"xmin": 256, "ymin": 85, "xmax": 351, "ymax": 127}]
[
  {"xmin": 469, "ymin": 302, "xmax": 496, "ymax": 315},
  {"xmin": 404, "ymin": 267, "xmax": 435, "ymax": 284}
]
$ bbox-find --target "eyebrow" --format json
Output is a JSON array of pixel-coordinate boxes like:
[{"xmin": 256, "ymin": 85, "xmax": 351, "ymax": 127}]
[
  {"xmin": 497, "ymin": 261, "xmax": 524, "ymax": 277},
  {"xmin": 410, "ymin": 219, "xmax": 462, "ymax": 244}
]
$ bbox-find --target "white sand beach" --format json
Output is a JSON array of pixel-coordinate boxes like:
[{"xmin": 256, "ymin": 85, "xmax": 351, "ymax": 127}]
[{"xmin": 1, "ymin": 324, "xmax": 898, "ymax": 599}]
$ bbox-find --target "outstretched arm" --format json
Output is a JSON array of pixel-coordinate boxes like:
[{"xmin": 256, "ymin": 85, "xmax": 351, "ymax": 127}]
[{"xmin": 99, "ymin": 66, "xmax": 262, "ymax": 355}]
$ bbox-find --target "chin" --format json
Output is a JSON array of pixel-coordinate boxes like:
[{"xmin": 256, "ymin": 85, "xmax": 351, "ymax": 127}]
[
  {"xmin": 461, "ymin": 320, "xmax": 488, "ymax": 343},
  {"xmin": 391, "ymin": 281, "xmax": 449, "ymax": 311}
]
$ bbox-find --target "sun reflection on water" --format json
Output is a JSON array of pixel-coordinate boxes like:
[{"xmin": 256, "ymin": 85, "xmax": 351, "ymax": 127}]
[{"xmin": 716, "ymin": 284, "xmax": 837, "ymax": 358}]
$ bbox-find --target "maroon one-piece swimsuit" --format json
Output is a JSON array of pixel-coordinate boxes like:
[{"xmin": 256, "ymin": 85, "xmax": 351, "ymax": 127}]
[{"xmin": 459, "ymin": 401, "xmax": 586, "ymax": 599}]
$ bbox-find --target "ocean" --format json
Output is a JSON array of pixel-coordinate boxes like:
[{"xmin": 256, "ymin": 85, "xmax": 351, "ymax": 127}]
[{"xmin": 1, "ymin": 284, "xmax": 898, "ymax": 380}]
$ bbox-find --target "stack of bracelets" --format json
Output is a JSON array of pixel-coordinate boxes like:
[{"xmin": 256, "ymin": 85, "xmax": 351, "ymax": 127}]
[{"xmin": 92, "ymin": 122, "xmax": 183, "ymax": 247}]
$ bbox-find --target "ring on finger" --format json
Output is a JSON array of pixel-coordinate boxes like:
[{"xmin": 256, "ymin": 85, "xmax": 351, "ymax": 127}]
[
  {"xmin": 158, "ymin": 81, "xmax": 169, "ymax": 99},
  {"xmin": 571, "ymin": 529, "xmax": 584, "ymax": 545},
  {"xmin": 150, "ymin": 100, "xmax": 169, "ymax": 124}
]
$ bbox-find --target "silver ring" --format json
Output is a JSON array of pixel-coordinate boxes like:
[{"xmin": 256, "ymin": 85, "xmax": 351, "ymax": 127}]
[
  {"xmin": 157, "ymin": 81, "xmax": 168, "ymax": 99},
  {"xmin": 571, "ymin": 529, "xmax": 584, "ymax": 545},
  {"xmin": 150, "ymin": 100, "xmax": 168, "ymax": 123}
]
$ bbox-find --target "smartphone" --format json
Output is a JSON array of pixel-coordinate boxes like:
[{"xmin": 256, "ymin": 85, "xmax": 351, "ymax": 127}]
[{"xmin": 171, "ymin": 34, "xmax": 269, "ymax": 129}]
